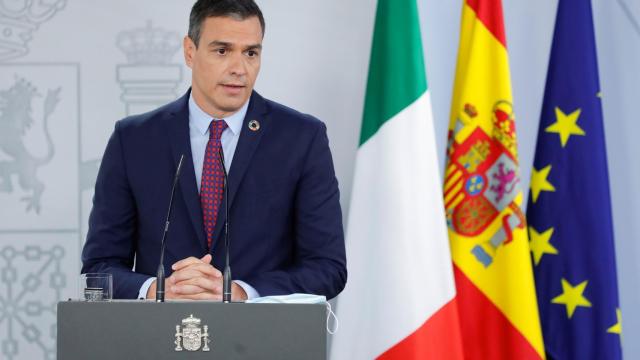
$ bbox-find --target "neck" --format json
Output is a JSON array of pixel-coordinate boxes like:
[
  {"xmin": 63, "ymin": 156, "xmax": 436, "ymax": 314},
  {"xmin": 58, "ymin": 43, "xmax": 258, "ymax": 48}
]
[{"xmin": 190, "ymin": 87, "xmax": 243, "ymax": 119}]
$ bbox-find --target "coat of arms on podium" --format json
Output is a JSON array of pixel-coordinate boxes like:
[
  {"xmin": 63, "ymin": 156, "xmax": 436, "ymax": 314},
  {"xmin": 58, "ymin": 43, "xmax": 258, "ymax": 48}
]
[{"xmin": 174, "ymin": 315, "xmax": 211, "ymax": 352}]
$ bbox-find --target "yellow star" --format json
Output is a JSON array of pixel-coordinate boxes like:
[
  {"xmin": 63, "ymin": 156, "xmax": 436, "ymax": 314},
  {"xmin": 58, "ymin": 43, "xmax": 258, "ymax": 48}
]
[
  {"xmin": 607, "ymin": 308, "xmax": 622, "ymax": 336},
  {"xmin": 552, "ymin": 278, "xmax": 592, "ymax": 318},
  {"xmin": 529, "ymin": 226, "xmax": 558, "ymax": 265},
  {"xmin": 530, "ymin": 165, "xmax": 556, "ymax": 203},
  {"xmin": 545, "ymin": 107, "xmax": 585, "ymax": 147}
]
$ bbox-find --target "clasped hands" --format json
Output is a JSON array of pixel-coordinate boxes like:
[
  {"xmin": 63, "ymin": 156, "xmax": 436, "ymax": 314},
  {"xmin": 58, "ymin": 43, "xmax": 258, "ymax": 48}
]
[{"xmin": 147, "ymin": 254, "xmax": 247, "ymax": 301}]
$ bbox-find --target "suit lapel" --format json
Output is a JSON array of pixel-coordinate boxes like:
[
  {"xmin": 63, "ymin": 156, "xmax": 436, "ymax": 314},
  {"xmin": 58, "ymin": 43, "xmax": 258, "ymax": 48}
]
[
  {"xmin": 211, "ymin": 91, "xmax": 270, "ymax": 249},
  {"xmin": 164, "ymin": 91, "xmax": 207, "ymax": 252},
  {"xmin": 228, "ymin": 91, "xmax": 270, "ymax": 207}
]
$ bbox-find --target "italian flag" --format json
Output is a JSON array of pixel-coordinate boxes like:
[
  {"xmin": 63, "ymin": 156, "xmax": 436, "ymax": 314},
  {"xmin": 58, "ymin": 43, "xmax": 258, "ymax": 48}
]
[{"xmin": 330, "ymin": 1, "xmax": 464, "ymax": 358}]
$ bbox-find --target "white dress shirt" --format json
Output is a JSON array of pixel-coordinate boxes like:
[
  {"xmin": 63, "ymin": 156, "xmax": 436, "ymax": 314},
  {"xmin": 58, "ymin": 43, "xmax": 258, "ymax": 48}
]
[{"xmin": 138, "ymin": 94, "xmax": 259, "ymax": 300}]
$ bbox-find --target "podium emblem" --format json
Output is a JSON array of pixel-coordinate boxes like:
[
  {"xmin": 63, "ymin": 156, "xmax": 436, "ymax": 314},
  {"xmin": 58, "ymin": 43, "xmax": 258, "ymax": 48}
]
[{"xmin": 174, "ymin": 315, "xmax": 211, "ymax": 352}]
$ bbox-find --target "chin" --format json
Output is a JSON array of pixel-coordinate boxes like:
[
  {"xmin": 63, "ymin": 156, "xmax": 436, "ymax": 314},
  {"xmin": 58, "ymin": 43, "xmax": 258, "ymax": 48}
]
[
  {"xmin": 217, "ymin": 103, "xmax": 243, "ymax": 113},
  {"xmin": 221, "ymin": 98, "xmax": 249, "ymax": 110}
]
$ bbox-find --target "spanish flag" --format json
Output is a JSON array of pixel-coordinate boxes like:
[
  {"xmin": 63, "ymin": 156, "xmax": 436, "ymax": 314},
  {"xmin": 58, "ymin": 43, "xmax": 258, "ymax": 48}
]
[{"xmin": 444, "ymin": 0, "xmax": 545, "ymax": 358}]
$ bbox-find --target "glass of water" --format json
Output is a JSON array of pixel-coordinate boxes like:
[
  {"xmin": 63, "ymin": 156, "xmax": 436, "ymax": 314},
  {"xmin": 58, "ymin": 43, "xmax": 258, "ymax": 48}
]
[{"xmin": 79, "ymin": 273, "xmax": 113, "ymax": 301}]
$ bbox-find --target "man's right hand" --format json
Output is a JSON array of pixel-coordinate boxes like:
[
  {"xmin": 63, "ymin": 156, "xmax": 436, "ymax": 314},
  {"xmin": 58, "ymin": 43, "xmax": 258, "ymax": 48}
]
[{"xmin": 146, "ymin": 254, "xmax": 223, "ymax": 300}]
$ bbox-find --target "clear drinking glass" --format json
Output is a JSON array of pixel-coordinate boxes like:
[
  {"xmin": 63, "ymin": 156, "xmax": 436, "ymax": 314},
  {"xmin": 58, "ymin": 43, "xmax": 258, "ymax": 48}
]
[{"xmin": 79, "ymin": 273, "xmax": 113, "ymax": 301}]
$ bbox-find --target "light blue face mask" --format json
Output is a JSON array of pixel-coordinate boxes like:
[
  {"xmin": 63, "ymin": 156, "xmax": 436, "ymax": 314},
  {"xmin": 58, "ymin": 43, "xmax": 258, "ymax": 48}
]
[{"xmin": 247, "ymin": 293, "xmax": 339, "ymax": 334}]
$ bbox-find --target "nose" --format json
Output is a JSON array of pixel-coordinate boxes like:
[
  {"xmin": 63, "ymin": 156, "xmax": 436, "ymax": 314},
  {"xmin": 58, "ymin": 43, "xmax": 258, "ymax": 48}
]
[{"xmin": 228, "ymin": 53, "xmax": 247, "ymax": 77}]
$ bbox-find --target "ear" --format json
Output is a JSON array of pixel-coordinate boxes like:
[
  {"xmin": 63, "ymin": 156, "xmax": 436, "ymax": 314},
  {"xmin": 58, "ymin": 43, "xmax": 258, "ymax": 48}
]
[{"xmin": 183, "ymin": 36, "xmax": 196, "ymax": 68}]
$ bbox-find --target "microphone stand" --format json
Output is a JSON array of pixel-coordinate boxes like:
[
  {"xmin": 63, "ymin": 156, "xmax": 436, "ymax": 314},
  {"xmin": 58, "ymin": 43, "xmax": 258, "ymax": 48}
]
[
  {"xmin": 218, "ymin": 149, "xmax": 232, "ymax": 303},
  {"xmin": 156, "ymin": 154, "xmax": 185, "ymax": 302}
]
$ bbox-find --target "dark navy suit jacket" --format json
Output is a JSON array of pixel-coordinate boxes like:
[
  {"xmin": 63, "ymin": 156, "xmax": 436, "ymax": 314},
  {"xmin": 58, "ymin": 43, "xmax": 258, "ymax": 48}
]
[{"xmin": 81, "ymin": 90, "xmax": 347, "ymax": 299}]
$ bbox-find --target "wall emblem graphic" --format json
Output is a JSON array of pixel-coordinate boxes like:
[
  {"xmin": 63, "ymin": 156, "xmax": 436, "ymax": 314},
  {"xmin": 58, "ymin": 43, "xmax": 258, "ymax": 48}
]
[
  {"xmin": 0, "ymin": 77, "xmax": 60, "ymax": 214},
  {"xmin": 0, "ymin": 0, "xmax": 67, "ymax": 62},
  {"xmin": 0, "ymin": 64, "xmax": 80, "ymax": 228},
  {"xmin": 0, "ymin": 244, "xmax": 66, "ymax": 360},
  {"xmin": 116, "ymin": 21, "xmax": 183, "ymax": 116},
  {"xmin": 0, "ymin": 64, "xmax": 79, "ymax": 359}
]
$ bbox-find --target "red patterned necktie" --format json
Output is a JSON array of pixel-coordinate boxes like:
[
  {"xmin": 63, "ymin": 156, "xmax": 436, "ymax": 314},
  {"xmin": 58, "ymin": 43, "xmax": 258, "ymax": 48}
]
[{"xmin": 201, "ymin": 119, "xmax": 228, "ymax": 250}]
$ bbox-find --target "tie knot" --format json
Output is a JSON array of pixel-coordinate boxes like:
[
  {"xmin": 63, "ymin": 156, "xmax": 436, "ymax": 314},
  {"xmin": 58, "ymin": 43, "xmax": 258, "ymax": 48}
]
[{"xmin": 209, "ymin": 119, "xmax": 228, "ymax": 140}]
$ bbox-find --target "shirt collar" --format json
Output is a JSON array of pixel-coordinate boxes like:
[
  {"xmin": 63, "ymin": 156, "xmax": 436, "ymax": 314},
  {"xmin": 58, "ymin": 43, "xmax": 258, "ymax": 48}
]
[{"xmin": 188, "ymin": 93, "xmax": 248, "ymax": 136}]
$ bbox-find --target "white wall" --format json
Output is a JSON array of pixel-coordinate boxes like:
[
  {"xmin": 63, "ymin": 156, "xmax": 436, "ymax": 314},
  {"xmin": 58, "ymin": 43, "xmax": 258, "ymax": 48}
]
[{"xmin": 0, "ymin": 1, "xmax": 638, "ymax": 358}]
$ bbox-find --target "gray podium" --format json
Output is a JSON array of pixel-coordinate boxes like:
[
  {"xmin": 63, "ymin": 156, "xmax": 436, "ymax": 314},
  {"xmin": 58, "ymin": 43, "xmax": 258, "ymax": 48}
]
[{"xmin": 57, "ymin": 301, "xmax": 326, "ymax": 360}]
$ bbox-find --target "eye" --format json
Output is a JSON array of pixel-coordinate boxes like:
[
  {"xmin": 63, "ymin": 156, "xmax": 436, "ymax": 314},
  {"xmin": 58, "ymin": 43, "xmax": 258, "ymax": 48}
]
[
  {"xmin": 216, "ymin": 48, "xmax": 227, "ymax": 55},
  {"xmin": 246, "ymin": 50, "xmax": 259, "ymax": 58}
]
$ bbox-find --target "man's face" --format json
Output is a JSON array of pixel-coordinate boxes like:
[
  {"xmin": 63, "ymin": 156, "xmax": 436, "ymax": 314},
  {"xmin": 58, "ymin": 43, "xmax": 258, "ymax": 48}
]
[{"xmin": 184, "ymin": 16, "xmax": 263, "ymax": 118}]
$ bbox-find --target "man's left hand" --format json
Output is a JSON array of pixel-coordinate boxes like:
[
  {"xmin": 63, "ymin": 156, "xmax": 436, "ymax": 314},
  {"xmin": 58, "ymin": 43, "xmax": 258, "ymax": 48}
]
[{"xmin": 170, "ymin": 255, "xmax": 247, "ymax": 301}]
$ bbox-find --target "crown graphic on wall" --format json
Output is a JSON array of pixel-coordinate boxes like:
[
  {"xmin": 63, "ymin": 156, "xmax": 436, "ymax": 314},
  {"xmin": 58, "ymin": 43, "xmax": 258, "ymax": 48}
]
[
  {"xmin": 2, "ymin": 76, "xmax": 38, "ymax": 102},
  {"xmin": 117, "ymin": 21, "xmax": 181, "ymax": 65},
  {"xmin": 0, "ymin": 0, "xmax": 67, "ymax": 62}
]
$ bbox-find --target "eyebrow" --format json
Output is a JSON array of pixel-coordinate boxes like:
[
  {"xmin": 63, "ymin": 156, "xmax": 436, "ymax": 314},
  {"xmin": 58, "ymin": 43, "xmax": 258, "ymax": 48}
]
[
  {"xmin": 207, "ymin": 41, "xmax": 262, "ymax": 51},
  {"xmin": 245, "ymin": 44, "xmax": 262, "ymax": 51},
  {"xmin": 208, "ymin": 40, "xmax": 231, "ymax": 48}
]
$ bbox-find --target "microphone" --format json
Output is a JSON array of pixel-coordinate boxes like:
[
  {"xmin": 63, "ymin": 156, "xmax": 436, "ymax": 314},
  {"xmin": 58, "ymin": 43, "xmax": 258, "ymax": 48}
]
[
  {"xmin": 217, "ymin": 149, "xmax": 232, "ymax": 303},
  {"xmin": 156, "ymin": 154, "xmax": 185, "ymax": 302}
]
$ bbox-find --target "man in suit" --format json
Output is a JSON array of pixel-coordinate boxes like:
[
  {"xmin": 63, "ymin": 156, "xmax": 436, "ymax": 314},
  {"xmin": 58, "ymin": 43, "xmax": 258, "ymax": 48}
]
[{"xmin": 81, "ymin": 0, "xmax": 346, "ymax": 301}]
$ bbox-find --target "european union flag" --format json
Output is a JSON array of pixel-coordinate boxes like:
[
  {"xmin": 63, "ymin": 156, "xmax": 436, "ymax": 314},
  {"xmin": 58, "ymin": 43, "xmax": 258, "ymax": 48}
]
[{"xmin": 525, "ymin": 0, "xmax": 622, "ymax": 359}]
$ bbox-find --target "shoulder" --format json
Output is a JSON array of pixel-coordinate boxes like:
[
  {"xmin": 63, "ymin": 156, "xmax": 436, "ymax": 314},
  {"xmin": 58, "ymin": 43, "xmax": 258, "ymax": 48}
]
[
  {"xmin": 259, "ymin": 94, "xmax": 327, "ymax": 136},
  {"xmin": 115, "ymin": 94, "xmax": 186, "ymax": 133}
]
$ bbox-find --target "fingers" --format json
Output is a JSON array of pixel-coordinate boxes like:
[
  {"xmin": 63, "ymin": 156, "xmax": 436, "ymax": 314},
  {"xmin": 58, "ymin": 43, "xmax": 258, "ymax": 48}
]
[
  {"xmin": 169, "ymin": 290, "xmax": 222, "ymax": 301},
  {"xmin": 165, "ymin": 276, "xmax": 220, "ymax": 300},
  {"xmin": 165, "ymin": 254, "xmax": 224, "ymax": 301},
  {"xmin": 167, "ymin": 279, "xmax": 222, "ymax": 301},
  {"xmin": 170, "ymin": 265, "xmax": 221, "ymax": 283},
  {"xmin": 171, "ymin": 255, "xmax": 221, "ymax": 278},
  {"xmin": 171, "ymin": 284, "xmax": 222, "ymax": 297},
  {"xmin": 171, "ymin": 284, "xmax": 209, "ymax": 296},
  {"xmin": 171, "ymin": 277, "xmax": 222, "ymax": 295},
  {"xmin": 172, "ymin": 254, "xmax": 212, "ymax": 271}
]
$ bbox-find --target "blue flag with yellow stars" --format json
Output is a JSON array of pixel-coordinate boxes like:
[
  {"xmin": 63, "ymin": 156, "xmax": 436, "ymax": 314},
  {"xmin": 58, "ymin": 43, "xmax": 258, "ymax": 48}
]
[{"xmin": 525, "ymin": 0, "xmax": 623, "ymax": 359}]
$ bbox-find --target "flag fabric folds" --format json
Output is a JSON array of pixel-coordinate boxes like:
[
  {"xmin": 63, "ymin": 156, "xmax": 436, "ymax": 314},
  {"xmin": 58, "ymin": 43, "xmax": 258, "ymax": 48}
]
[
  {"xmin": 526, "ymin": 1, "xmax": 623, "ymax": 359},
  {"xmin": 444, "ymin": 0, "xmax": 545, "ymax": 358},
  {"xmin": 330, "ymin": 0, "xmax": 464, "ymax": 358}
]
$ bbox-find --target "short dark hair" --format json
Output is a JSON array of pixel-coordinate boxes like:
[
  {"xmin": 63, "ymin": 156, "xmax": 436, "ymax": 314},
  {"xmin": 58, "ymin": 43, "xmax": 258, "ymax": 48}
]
[{"xmin": 188, "ymin": 0, "xmax": 265, "ymax": 48}]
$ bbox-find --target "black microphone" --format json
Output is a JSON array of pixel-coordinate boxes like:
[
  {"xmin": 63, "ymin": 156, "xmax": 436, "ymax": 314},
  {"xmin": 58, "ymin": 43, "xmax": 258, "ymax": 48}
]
[
  {"xmin": 156, "ymin": 154, "xmax": 185, "ymax": 302},
  {"xmin": 217, "ymin": 149, "xmax": 232, "ymax": 303}
]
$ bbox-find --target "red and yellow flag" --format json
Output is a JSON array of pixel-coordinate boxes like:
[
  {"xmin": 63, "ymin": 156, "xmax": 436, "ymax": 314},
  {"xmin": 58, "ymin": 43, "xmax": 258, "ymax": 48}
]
[{"xmin": 445, "ymin": 0, "xmax": 545, "ymax": 358}]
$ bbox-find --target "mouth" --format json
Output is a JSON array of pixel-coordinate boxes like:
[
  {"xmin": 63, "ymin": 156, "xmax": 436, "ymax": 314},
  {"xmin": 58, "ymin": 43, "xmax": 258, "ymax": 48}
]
[{"xmin": 220, "ymin": 83, "xmax": 245, "ymax": 96}]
